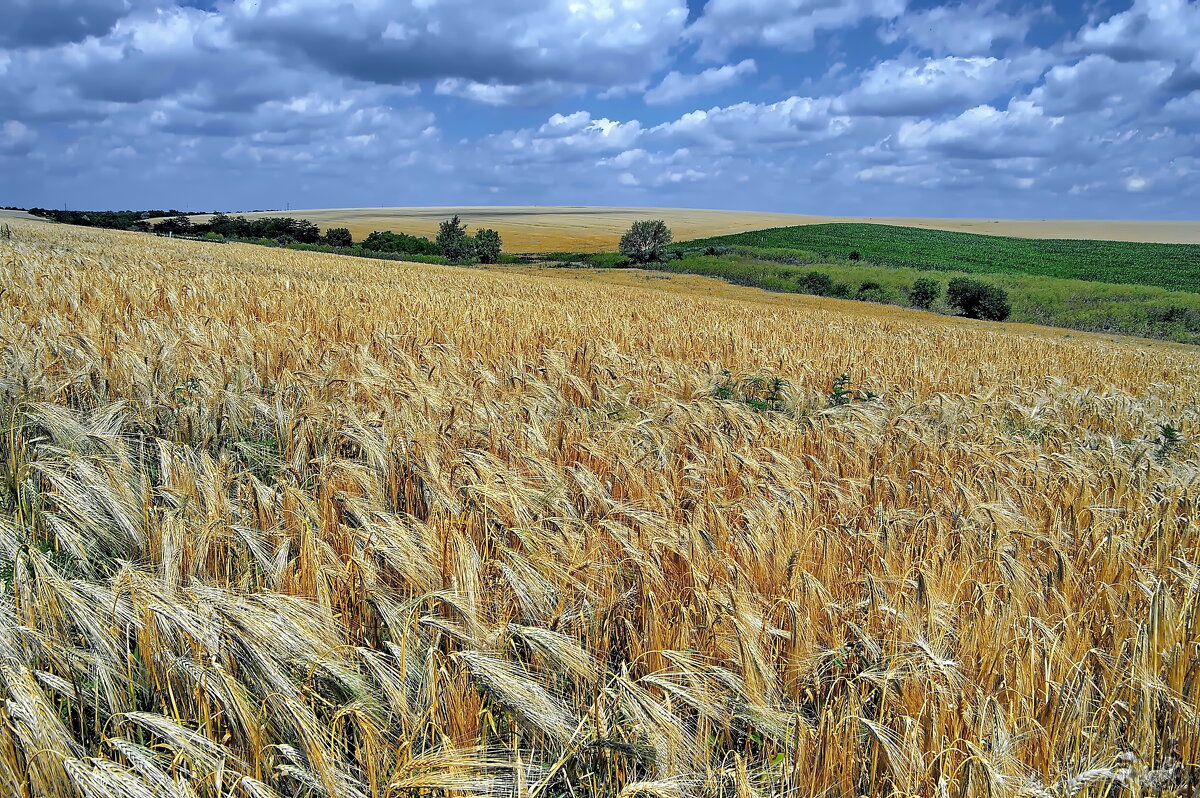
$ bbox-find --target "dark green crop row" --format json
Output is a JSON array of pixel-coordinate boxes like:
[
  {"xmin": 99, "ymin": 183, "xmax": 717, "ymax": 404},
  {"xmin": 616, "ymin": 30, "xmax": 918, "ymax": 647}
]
[{"xmin": 683, "ymin": 223, "xmax": 1200, "ymax": 294}]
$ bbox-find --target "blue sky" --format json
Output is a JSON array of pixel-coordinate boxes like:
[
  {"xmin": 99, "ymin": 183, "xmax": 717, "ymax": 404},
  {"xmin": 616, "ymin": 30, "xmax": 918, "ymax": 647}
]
[{"xmin": 2, "ymin": 0, "xmax": 1198, "ymax": 218}]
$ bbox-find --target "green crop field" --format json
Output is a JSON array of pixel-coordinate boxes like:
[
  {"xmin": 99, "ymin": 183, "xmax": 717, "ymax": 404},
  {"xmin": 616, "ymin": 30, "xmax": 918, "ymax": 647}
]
[{"xmin": 685, "ymin": 223, "xmax": 1200, "ymax": 293}]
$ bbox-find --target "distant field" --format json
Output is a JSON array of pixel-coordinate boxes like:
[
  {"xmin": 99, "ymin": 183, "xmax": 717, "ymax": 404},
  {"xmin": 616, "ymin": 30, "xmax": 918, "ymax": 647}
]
[
  {"xmin": 182, "ymin": 206, "xmax": 1200, "ymax": 252},
  {"xmin": 687, "ymin": 222, "xmax": 1200, "ymax": 293}
]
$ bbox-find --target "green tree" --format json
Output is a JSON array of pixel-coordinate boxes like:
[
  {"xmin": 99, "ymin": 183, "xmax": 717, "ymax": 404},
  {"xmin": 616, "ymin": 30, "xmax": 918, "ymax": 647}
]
[
  {"xmin": 474, "ymin": 229, "xmax": 502, "ymax": 263},
  {"xmin": 947, "ymin": 277, "xmax": 1011, "ymax": 321},
  {"xmin": 909, "ymin": 277, "xmax": 941, "ymax": 309},
  {"xmin": 619, "ymin": 220, "xmax": 673, "ymax": 263},
  {"xmin": 324, "ymin": 227, "xmax": 353, "ymax": 248},
  {"xmin": 856, "ymin": 281, "xmax": 893, "ymax": 303},
  {"xmin": 798, "ymin": 271, "xmax": 834, "ymax": 296},
  {"xmin": 153, "ymin": 214, "xmax": 193, "ymax": 236},
  {"xmin": 436, "ymin": 215, "xmax": 476, "ymax": 262}
]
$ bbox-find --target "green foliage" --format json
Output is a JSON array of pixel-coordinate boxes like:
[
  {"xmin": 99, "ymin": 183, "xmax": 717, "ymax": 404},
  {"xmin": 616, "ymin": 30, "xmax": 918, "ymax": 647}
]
[
  {"xmin": 855, "ymin": 281, "xmax": 894, "ymax": 304},
  {"xmin": 474, "ymin": 228, "xmax": 503, "ymax": 264},
  {"xmin": 1155, "ymin": 424, "xmax": 1182, "ymax": 463},
  {"xmin": 360, "ymin": 230, "xmax": 439, "ymax": 256},
  {"xmin": 799, "ymin": 271, "xmax": 834, "ymax": 296},
  {"xmin": 283, "ymin": 242, "xmax": 450, "ymax": 265},
  {"xmin": 827, "ymin": 373, "xmax": 877, "ymax": 407},
  {"xmin": 324, "ymin": 227, "xmax": 353, "ymax": 248},
  {"xmin": 947, "ymin": 277, "xmax": 1012, "ymax": 321},
  {"xmin": 619, "ymin": 220, "xmax": 673, "ymax": 263},
  {"xmin": 153, "ymin": 214, "xmax": 194, "ymax": 236},
  {"xmin": 436, "ymin": 215, "xmax": 477, "ymax": 263},
  {"xmin": 0, "ymin": 224, "xmax": 11, "ymax": 240},
  {"xmin": 685, "ymin": 222, "xmax": 1200, "ymax": 293},
  {"xmin": 909, "ymin": 277, "xmax": 941, "ymax": 309},
  {"xmin": 712, "ymin": 371, "xmax": 790, "ymax": 413}
]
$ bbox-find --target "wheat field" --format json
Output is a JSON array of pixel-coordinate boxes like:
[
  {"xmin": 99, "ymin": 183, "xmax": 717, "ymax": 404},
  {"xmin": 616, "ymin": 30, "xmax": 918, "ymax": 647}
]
[
  {"xmin": 1, "ymin": 219, "xmax": 1199, "ymax": 797},
  {"xmin": 178, "ymin": 207, "xmax": 1200, "ymax": 252}
]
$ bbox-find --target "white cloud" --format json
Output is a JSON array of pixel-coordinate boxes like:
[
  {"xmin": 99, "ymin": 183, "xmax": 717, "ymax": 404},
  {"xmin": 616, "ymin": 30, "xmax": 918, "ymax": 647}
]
[
  {"xmin": 835, "ymin": 54, "xmax": 1048, "ymax": 116},
  {"xmin": 434, "ymin": 79, "xmax": 577, "ymax": 107},
  {"xmin": 687, "ymin": 0, "xmax": 905, "ymax": 60},
  {"xmin": 0, "ymin": 120, "xmax": 35, "ymax": 154},
  {"xmin": 644, "ymin": 59, "xmax": 757, "ymax": 105},
  {"xmin": 484, "ymin": 112, "xmax": 644, "ymax": 164},
  {"xmin": 895, "ymin": 100, "xmax": 1066, "ymax": 159},
  {"xmin": 1076, "ymin": 0, "xmax": 1200, "ymax": 63},
  {"xmin": 878, "ymin": 0, "xmax": 1036, "ymax": 56},
  {"xmin": 230, "ymin": 0, "xmax": 689, "ymax": 90},
  {"xmin": 652, "ymin": 96, "xmax": 850, "ymax": 148},
  {"xmin": 1029, "ymin": 55, "xmax": 1171, "ymax": 115}
]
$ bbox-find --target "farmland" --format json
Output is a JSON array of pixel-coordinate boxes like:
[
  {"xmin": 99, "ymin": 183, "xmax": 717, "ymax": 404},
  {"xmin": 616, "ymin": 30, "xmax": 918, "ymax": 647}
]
[
  {"xmin": 176, "ymin": 207, "xmax": 1200, "ymax": 253},
  {"xmin": 1, "ymin": 217, "xmax": 1198, "ymax": 797},
  {"xmin": 685, "ymin": 223, "xmax": 1200, "ymax": 293}
]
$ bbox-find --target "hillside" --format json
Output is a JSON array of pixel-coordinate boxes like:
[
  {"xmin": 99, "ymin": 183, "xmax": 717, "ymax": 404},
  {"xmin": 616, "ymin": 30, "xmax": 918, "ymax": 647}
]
[
  {"xmin": 1, "ymin": 218, "xmax": 1198, "ymax": 797},
  {"xmin": 686, "ymin": 223, "xmax": 1200, "ymax": 293}
]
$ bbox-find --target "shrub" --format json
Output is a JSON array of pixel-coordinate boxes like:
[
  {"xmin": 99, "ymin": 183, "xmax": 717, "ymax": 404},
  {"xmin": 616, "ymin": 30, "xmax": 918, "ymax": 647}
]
[
  {"xmin": 798, "ymin": 271, "xmax": 834, "ymax": 296},
  {"xmin": 947, "ymin": 277, "xmax": 1011, "ymax": 321},
  {"xmin": 830, "ymin": 282, "xmax": 854, "ymax": 299},
  {"xmin": 324, "ymin": 227, "xmax": 353, "ymax": 248},
  {"xmin": 361, "ymin": 230, "xmax": 439, "ymax": 256},
  {"xmin": 619, "ymin": 220, "xmax": 673, "ymax": 263},
  {"xmin": 856, "ymin": 281, "xmax": 893, "ymax": 304},
  {"xmin": 474, "ymin": 229, "xmax": 502, "ymax": 264},
  {"xmin": 437, "ymin": 215, "xmax": 477, "ymax": 263},
  {"xmin": 909, "ymin": 277, "xmax": 941, "ymax": 309}
]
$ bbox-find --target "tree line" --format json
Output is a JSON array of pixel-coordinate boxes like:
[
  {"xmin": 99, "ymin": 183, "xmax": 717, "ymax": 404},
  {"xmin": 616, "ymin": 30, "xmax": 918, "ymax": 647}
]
[{"xmin": 24, "ymin": 208, "xmax": 503, "ymax": 264}]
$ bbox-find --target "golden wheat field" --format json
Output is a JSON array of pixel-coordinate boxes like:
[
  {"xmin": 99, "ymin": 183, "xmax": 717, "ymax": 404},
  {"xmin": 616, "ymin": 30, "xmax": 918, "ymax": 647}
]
[
  {"xmin": 2, "ymin": 219, "xmax": 1199, "ymax": 798},
  {"xmin": 178, "ymin": 207, "xmax": 1200, "ymax": 252}
]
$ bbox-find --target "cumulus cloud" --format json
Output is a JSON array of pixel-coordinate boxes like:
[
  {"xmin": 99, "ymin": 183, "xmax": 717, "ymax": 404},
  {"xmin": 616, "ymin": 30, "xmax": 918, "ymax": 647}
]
[
  {"xmin": 644, "ymin": 59, "xmax": 758, "ymax": 105},
  {"xmin": 878, "ymin": 0, "xmax": 1037, "ymax": 56},
  {"xmin": 1075, "ymin": 0, "xmax": 1200, "ymax": 64},
  {"xmin": 229, "ymin": 0, "xmax": 688, "ymax": 90},
  {"xmin": 0, "ymin": 0, "xmax": 131, "ymax": 48},
  {"xmin": 687, "ymin": 0, "xmax": 906, "ymax": 60},
  {"xmin": 895, "ymin": 100, "xmax": 1066, "ymax": 160},
  {"xmin": 434, "ymin": 79, "xmax": 577, "ymax": 107},
  {"xmin": 652, "ymin": 96, "xmax": 850, "ymax": 148},
  {"xmin": 1029, "ymin": 55, "xmax": 1171, "ymax": 115},
  {"xmin": 0, "ymin": 121, "xmax": 35, "ymax": 155},
  {"xmin": 834, "ymin": 54, "xmax": 1048, "ymax": 116},
  {"xmin": 484, "ymin": 112, "xmax": 645, "ymax": 165}
]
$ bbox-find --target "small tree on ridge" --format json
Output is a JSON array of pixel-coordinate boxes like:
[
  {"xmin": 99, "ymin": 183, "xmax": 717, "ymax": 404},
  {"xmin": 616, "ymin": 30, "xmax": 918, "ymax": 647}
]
[
  {"xmin": 436, "ymin": 215, "xmax": 476, "ymax": 262},
  {"xmin": 620, "ymin": 220, "xmax": 673, "ymax": 264}
]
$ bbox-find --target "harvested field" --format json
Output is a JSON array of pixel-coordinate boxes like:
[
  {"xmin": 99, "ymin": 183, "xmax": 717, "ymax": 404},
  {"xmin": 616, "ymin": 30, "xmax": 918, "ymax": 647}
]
[
  {"xmin": 1, "ymin": 218, "xmax": 1199, "ymax": 797},
  {"xmin": 180, "ymin": 206, "xmax": 1200, "ymax": 251}
]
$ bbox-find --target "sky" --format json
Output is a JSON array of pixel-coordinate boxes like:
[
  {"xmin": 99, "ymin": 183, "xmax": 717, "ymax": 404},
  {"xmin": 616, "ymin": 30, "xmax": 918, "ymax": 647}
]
[{"xmin": 1, "ymin": 0, "xmax": 1198, "ymax": 218}]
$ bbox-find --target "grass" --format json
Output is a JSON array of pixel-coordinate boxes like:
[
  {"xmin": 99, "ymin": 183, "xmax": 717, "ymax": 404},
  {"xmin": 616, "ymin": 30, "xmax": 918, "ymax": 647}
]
[
  {"xmin": 533, "ymin": 249, "xmax": 1200, "ymax": 343},
  {"xmin": 0, "ymin": 218, "xmax": 1198, "ymax": 797},
  {"xmin": 686, "ymin": 223, "xmax": 1200, "ymax": 292}
]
